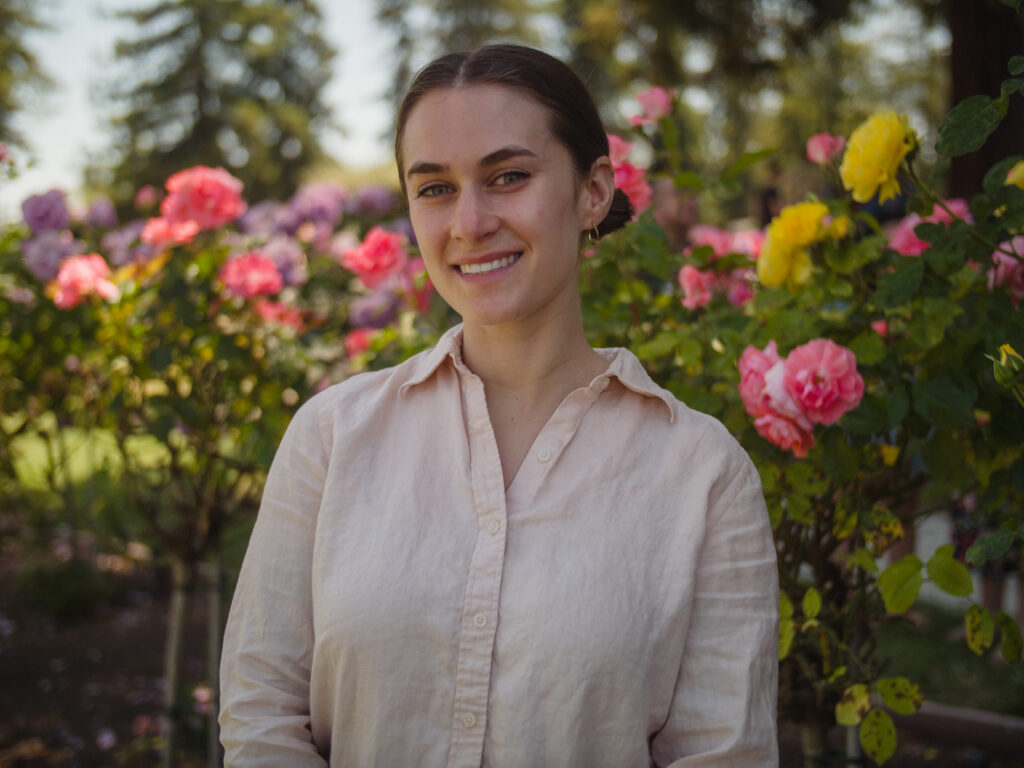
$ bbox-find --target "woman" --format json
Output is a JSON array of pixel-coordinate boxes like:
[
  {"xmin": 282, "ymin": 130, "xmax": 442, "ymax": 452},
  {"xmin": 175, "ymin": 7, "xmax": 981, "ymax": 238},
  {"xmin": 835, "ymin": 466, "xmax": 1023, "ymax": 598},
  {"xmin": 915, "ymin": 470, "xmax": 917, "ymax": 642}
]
[{"xmin": 220, "ymin": 44, "xmax": 778, "ymax": 767}]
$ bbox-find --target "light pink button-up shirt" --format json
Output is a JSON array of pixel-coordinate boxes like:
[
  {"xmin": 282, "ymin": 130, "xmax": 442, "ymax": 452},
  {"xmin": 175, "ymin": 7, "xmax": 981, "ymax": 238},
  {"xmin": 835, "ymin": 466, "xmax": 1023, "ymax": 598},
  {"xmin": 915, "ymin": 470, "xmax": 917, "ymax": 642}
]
[{"xmin": 220, "ymin": 325, "xmax": 778, "ymax": 767}]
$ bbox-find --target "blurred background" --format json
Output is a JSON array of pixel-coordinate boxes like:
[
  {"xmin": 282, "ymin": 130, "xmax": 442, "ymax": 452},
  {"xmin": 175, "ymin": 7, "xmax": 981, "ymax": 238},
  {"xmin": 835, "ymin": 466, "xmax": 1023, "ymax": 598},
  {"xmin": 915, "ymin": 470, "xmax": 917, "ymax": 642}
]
[{"xmin": 3, "ymin": 0, "xmax": 1020, "ymax": 223}]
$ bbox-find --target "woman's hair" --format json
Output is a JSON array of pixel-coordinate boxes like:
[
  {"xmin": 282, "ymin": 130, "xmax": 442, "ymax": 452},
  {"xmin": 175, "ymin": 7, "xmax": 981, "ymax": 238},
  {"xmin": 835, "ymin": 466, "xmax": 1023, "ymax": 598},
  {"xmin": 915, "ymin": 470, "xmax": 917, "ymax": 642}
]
[{"xmin": 395, "ymin": 44, "xmax": 634, "ymax": 238}]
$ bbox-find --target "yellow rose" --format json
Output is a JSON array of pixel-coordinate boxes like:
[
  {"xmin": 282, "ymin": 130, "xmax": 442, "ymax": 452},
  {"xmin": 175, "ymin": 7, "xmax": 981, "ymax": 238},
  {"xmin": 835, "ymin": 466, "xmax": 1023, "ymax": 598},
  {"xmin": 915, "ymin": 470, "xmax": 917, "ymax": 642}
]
[
  {"xmin": 839, "ymin": 111, "xmax": 916, "ymax": 203},
  {"xmin": 757, "ymin": 237, "xmax": 812, "ymax": 290},
  {"xmin": 1006, "ymin": 161, "xmax": 1024, "ymax": 190},
  {"xmin": 828, "ymin": 215, "xmax": 852, "ymax": 240},
  {"xmin": 770, "ymin": 201, "xmax": 829, "ymax": 248}
]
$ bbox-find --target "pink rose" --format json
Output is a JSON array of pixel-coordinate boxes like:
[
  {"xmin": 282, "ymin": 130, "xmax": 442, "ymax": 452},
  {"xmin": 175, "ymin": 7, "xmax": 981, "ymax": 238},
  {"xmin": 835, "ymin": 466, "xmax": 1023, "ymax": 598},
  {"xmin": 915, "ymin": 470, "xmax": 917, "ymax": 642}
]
[
  {"xmin": 723, "ymin": 268, "xmax": 755, "ymax": 307},
  {"xmin": 730, "ymin": 230, "xmax": 765, "ymax": 260},
  {"xmin": 629, "ymin": 86, "xmax": 672, "ymax": 126},
  {"xmin": 140, "ymin": 216, "xmax": 201, "ymax": 247},
  {"xmin": 888, "ymin": 214, "xmax": 927, "ymax": 256},
  {"xmin": 134, "ymin": 184, "xmax": 161, "ymax": 211},
  {"xmin": 404, "ymin": 257, "xmax": 434, "ymax": 312},
  {"xmin": 782, "ymin": 338, "xmax": 864, "ymax": 425},
  {"xmin": 613, "ymin": 162, "xmax": 651, "ymax": 214},
  {"xmin": 871, "ymin": 320, "xmax": 888, "ymax": 338},
  {"xmin": 754, "ymin": 411, "xmax": 815, "ymax": 458},
  {"xmin": 219, "ymin": 251, "xmax": 283, "ymax": 299},
  {"xmin": 806, "ymin": 132, "xmax": 846, "ymax": 165},
  {"xmin": 607, "ymin": 134, "xmax": 633, "ymax": 165},
  {"xmin": 160, "ymin": 165, "xmax": 247, "ymax": 231},
  {"xmin": 255, "ymin": 299, "xmax": 304, "ymax": 330},
  {"xmin": 344, "ymin": 328, "xmax": 375, "ymax": 358},
  {"xmin": 342, "ymin": 227, "xmax": 409, "ymax": 289},
  {"xmin": 738, "ymin": 341, "xmax": 781, "ymax": 418},
  {"xmin": 53, "ymin": 254, "xmax": 119, "ymax": 309},
  {"xmin": 687, "ymin": 225, "xmax": 734, "ymax": 259},
  {"xmin": 926, "ymin": 198, "xmax": 972, "ymax": 225},
  {"xmin": 678, "ymin": 265, "xmax": 714, "ymax": 310},
  {"xmin": 987, "ymin": 237, "xmax": 1024, "ymax": 307},
  {"xmin": 763, "ymin": 361, "xmax": 815, "ymax": 431}
]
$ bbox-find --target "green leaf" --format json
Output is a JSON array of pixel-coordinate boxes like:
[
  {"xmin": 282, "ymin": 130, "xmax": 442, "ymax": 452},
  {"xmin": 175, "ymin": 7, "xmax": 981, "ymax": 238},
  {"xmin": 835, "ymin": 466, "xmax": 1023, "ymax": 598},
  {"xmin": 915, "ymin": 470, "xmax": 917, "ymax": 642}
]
[
  {"xmin": 876, "ymin": 676, "xmax": 923, "ymax": 715},
  {"xmin": 859, "ymin": 708, "xmax": 897, "ymax": 765},
  {"xmin": 878, "ymin": 554, "xmax": 923, "ymax": 614},
  {"xmin": 662, "ymin": 118, "xmax": 679, "ymax": 154},
  {"xmin": 821, "ymin": 429, "xmax": 859, "ymax": 484},
  {"xmin": 844, "ymin": 548, "xmax": 880, "ymax": 574},
  {"xmin": 984, "ymin": 156, "xmax": 1023, "ymax": 195},
  {"xmin": 886, "ymin": 385, "xmax": 910, "ymax": 429},
  {"xmin": 836, "ymin": 684, "xmax": 871, "ymax": 726},
  {"xmin": 926, "ymin": 544, "xmax": 975, "ymax": 596},
  {"xmin": 673, "ymin": 171, "xmax": 703, "ymax": 191},
  {"xmin": 1010, "ymin": 54, "xmax": 1024, "ymax": 76},
  {"xmin": 779, "ymin": 592, "xmax": 795, "ymax": 659},
  {"xmin": 786, "ymin": 493, "xmax": 813, "ymax": 526},
  {"xmin": 148, "ymin": 344, "xmax": 173, "ymax": 373},
  {"xmin": 1003, "ymin": 77, "xmax": 1024, "ymax": 100},
  {"xmin": 634, "ymin": 331, "xmax": 678, "ymax": 361},
  {"xmin": 965, "ymin": 528, "xmax": 1015, "ymax": 567},
  {"xmin": 936, "ymin": 95, "xmax": 1003, "ymax": 157},
  {"xmin": 996, "ymin": 612, "xmax": 1023, "ymax": 664},
  {"xmin": 785, "ymin": 462, "xmax": 829, "ymax": 495},
  {"xmin": 803, "ymin": 587, "xmax": 822, "ymax": 619},
  {"xmin": 874, "ymin": 259, "xmax": 924, "ymax": 308},
  {"xmin": 723, "ymin": 147, "xmax": 774, "ymax": 179},
  {"xmin": 912, "ymin": 377, "xmax": 976, "ymax": 430},
  {"xmin": 849, "ymin": 332, "xmax": 887, "ymax": 365},
  {"xmin": 966, "ymin": 604, "xmax": 995, "ymax": 655}
]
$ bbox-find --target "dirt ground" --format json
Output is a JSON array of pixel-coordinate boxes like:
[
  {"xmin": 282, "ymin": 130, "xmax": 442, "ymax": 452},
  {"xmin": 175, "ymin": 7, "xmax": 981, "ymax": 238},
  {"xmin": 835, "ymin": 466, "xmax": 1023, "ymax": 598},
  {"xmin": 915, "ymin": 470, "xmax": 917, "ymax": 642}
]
[{"xmin": 0, "ymin": 556, "xmax": 1021, "ymax": 768}]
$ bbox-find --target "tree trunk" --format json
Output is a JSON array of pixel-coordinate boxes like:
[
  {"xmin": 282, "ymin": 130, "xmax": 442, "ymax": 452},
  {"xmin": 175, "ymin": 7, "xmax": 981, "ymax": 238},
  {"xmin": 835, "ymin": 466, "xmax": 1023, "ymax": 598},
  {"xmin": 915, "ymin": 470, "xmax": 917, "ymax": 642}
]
[
  {"xmin": 162, "ymin": 559, "xmax": 190, "ymax": 768},
  {"xmin": 204, "ymin": 554, "xmax": 222, "ymax": 768},
  {"xmin": 948, "ymin": 0, "xmax": 1024, "ymax": 197}
]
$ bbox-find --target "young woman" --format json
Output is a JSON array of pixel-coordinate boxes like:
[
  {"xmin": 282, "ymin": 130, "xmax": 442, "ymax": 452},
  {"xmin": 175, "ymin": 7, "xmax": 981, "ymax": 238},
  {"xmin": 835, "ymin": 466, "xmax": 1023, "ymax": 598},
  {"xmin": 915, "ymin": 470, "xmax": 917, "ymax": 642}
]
[{"xmin": 220, "ymin": 44, "xmax": 779, "ymax": 767}]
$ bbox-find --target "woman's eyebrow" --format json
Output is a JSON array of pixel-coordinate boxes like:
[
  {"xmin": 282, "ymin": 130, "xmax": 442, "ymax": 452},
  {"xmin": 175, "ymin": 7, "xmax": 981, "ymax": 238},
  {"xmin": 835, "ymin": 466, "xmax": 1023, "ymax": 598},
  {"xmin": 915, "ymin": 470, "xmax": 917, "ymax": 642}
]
[{"xmin": 405, "ymin": 146, "xmax": 538, "ymax": 180}]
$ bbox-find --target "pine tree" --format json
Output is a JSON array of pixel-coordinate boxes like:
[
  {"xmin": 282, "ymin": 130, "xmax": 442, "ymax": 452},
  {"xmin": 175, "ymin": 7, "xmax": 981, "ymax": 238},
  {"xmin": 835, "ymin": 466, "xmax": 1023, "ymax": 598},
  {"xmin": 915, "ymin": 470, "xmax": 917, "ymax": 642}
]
[
  {"xmin": 100, "ymin": 0, "xmax": 335, "ymax": 206},
  {"xmin": 0, "ymin": 0, "xmax": 52, "ymax": 150}
]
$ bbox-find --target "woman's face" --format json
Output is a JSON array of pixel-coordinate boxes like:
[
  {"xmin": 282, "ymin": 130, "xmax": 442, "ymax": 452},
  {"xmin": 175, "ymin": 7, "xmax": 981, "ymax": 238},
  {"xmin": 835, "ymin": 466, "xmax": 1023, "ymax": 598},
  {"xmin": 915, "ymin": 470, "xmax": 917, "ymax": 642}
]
[{"xmin": 400, "ymin": 84, "xmax": 612, "ymax": 332}]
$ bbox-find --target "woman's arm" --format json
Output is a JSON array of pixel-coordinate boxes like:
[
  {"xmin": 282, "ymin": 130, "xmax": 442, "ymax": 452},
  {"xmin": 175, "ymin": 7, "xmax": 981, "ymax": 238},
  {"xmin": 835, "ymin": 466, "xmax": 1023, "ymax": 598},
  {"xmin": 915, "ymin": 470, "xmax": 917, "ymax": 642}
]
[
  {"xmin": 219, "ymin": 397, "xmax": 331, "ymax": 767},
  {"xmin": 650, "ymin": 457, "xmax": 779, "ymax": 767}
]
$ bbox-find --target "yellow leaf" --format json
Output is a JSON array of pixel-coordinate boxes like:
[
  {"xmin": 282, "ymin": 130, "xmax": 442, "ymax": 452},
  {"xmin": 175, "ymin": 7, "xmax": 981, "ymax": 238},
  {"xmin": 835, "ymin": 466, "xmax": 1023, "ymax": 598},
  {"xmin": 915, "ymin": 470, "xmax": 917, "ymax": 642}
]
[
  {"xmin": 966, "ymin": 604, "xmax": 995, "ymax": 655},
  {"xmin": 859, "ymin": 708, "xmax": 897, "ymax": 764},
  {"xmin": 836, "ymin": 683, "xmax": 871, "ymax": 726}
]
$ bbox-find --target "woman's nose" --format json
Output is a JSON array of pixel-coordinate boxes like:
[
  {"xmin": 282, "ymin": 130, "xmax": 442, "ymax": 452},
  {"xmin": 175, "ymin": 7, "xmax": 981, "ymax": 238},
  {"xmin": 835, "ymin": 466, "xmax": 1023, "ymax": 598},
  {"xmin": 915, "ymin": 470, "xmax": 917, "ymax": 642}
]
[{"xmin": 450, "ymin": 189, "xmax": 498, "ymax": 243}]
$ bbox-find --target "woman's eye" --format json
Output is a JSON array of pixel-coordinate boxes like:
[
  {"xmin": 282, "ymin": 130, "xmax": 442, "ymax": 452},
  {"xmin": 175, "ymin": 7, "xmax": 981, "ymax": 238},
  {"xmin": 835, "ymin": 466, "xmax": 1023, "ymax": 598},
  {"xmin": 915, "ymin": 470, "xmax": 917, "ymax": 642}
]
[
  {"xmin": 495, "ymin": 170, "xmax": 529, "ymax": 186},
  {"xmin": 416, "ymin": 183, "xmax": 451, "ymax": 199}
]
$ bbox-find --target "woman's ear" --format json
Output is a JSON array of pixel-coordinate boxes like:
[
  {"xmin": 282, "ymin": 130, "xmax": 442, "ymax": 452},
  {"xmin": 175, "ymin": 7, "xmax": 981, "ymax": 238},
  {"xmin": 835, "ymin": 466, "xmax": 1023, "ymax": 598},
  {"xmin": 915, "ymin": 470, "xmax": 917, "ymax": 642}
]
[{"xmin": 579, "ymin": 156, "xmax": 616, "ymax": 230}]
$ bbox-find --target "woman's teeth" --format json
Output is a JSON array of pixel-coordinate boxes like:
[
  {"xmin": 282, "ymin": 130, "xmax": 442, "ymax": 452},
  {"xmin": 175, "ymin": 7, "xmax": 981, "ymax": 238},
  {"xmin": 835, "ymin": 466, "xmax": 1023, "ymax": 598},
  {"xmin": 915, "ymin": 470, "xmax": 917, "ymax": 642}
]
[{"xmin": 459, "ymin": 253, "xmax": 521, "ymax": 274}]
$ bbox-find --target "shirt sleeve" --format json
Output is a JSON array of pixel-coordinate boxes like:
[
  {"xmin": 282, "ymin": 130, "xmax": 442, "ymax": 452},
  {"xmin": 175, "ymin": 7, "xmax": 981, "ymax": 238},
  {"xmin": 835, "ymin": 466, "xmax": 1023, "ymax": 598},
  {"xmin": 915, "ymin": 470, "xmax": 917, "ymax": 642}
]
[
  {"xmin": 650, "ymin": 452, "xmax": 779, "ymax": 767},
  {"xmin": 219, "ymin": 396, "xmax": 331, "ymax": 767}
]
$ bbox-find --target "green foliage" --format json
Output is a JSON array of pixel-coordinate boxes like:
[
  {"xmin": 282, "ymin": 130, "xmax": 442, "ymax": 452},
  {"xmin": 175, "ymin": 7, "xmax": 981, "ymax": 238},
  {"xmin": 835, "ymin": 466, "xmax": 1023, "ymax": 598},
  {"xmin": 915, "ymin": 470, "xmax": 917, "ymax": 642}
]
[
  {"xmin": 0, "ymin": 0, "xmax": 53, "ymax": 149},
  {"xmin": 878, "ymin": 555, "xmax": 923, "ymax": 614},
  {"xmin": 98, "ymin": 0, "xmax": 335, "ymax": 205},
  {"xmin": 966, "ymin": 604, "xmax": 996, "ymax": 655},
  {"xmin": 936, "ymin": 95, "xmax": 1003, "ymax": 157},
  {"xmin": 859, "ymin": 708, "xmax": 897, "ymax": 765}
]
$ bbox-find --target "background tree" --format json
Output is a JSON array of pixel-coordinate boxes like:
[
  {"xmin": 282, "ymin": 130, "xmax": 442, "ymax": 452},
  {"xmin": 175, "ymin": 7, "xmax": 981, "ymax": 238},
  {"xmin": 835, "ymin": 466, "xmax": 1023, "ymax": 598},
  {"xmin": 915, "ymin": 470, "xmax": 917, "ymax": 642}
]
[
  {"xmin": 96, "ymin": 0, "xmax": 335, "ymax": 208},
  {"xmin": 0, "ymin": 0, "xmax": 53, "ymax": 150}
]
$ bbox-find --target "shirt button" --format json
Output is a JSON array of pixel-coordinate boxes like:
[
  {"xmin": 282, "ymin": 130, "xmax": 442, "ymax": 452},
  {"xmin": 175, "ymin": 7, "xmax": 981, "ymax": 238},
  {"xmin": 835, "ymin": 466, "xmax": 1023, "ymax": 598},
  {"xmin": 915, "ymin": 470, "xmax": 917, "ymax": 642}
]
[
  {"xmin": 488, "ymin": 519, "xmax": 501, "ymax": 535},
  {"xmin": 462, "ymin": 712, "xmax": 476, "ymax": 728},
  {"xmin": 537, "ymin": 448, "xmax": 551, "ymax": 462},
  {"xmin": 597, "ymin": 376, "xmax": 610, "ymax": 391},
  {"xmin": 472, "ymin": 612, "xmax": 487, "ymax": 628}
]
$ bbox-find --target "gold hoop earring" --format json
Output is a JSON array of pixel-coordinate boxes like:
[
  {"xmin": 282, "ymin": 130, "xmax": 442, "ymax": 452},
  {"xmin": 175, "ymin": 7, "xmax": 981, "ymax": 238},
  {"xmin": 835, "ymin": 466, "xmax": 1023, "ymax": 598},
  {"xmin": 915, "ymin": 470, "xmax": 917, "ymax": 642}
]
[{"xmin": 587, "ymin": 226, "xmax": 600, "ymax": 244}]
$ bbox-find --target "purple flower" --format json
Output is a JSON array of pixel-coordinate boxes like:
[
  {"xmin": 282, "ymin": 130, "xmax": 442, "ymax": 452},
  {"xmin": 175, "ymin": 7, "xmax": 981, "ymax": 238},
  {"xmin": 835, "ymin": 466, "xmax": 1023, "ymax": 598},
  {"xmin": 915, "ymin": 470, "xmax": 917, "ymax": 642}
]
[
  {"xmin": 348, "ymin": 185, "xmax": 397, "ymax": 218},
  {"xmin": 101, "ymin": 220, "xmax": 156, "ymax": 267},
  {"xmin": 261, "ymin": 235, "xmax": 308, "ymax": 286},
  {"xmin": 286, "ymin": 182, "xmax": 347, "ymax": 230},
  {"xmin": 86, "ymin": 197, "xmax": 118, "ymax": 230},
  {"xmin": 349, "ymin": 290, "xmax": 401, "ymax": 329},
  {"xmin": 21, "ymin": 230, "xmax": 83, "ymax": 281},
  {"xmin": 239, "ymin": 200, "xmax": 288, "ymax": 236},
  {"xmin": 22, "ymin": 189, "xmax": 70, "ymax": 233}
]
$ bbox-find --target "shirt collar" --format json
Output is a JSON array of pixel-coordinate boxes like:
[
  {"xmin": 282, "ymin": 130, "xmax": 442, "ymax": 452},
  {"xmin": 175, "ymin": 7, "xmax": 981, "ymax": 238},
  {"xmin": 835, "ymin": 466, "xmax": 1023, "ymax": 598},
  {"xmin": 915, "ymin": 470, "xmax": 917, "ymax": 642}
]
[{"xmin": 399, "ymin": 324, "xmax": 676, "ymax": 423}]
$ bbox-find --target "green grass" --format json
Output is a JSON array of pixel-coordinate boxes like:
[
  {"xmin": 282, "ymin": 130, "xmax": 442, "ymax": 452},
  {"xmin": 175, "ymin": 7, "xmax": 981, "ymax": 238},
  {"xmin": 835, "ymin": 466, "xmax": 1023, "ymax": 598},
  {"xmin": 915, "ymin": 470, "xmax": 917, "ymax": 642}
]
[{"xmin": 878, "ymin": 603, "xmax": 1024, "ymax": 717}]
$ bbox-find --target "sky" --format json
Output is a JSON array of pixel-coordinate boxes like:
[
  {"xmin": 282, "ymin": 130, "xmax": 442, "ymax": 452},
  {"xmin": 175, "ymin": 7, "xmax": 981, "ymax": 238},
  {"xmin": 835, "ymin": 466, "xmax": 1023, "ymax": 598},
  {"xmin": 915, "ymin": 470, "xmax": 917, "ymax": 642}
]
[{"xmin": 0, "ymin": 0, "xmax": 395, "ymax": 219}]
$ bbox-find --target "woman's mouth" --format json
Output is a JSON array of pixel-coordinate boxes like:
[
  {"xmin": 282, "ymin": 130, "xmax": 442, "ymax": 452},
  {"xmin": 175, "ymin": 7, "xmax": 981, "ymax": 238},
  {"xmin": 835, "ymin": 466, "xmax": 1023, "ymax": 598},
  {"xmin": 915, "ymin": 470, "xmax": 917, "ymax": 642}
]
[{"xmin": 457, "ymin": 252, "xmax": 522, "ymax": 274}]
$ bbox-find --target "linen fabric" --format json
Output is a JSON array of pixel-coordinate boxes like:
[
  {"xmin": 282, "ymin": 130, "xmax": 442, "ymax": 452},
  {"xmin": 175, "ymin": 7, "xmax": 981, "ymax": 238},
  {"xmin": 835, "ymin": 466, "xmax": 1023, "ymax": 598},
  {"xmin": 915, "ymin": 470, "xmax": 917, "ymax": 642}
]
[{"xmin": 219, "ymin": 324, "xmax": 779, "ymax": 767}]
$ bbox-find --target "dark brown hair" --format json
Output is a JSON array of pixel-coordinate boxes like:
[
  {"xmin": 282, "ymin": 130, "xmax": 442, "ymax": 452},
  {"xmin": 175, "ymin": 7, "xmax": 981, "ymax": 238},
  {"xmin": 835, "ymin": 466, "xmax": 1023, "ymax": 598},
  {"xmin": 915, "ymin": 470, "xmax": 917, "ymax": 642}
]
[{"xmin": 395, "ymin": 44, "xmax": 633, "ymax": 238}]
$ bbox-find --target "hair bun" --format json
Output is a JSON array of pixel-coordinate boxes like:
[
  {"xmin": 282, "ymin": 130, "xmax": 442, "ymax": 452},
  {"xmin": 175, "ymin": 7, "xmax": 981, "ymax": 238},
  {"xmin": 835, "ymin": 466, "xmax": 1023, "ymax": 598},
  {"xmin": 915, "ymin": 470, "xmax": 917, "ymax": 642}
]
[{"xmin": 596, "ymin": 189, "xmax": 634, "ymax": 238}]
